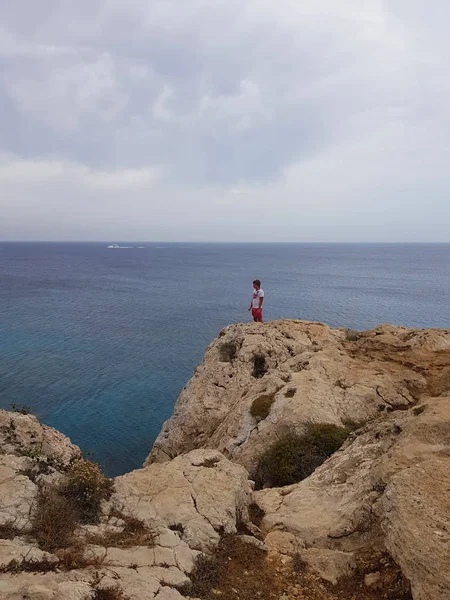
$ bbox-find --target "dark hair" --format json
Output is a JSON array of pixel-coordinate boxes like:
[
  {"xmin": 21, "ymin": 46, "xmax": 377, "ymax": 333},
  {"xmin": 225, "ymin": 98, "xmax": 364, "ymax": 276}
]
[{"xmin": 253, "ymin": 279, "xmax": 261, "ymax": 286}]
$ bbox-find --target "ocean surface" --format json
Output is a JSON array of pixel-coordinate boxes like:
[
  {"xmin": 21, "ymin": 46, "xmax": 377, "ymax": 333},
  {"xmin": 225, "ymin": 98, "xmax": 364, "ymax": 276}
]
[{"xmin": 0, "ymin": 242, "xmax": 449, "ymax": 476}]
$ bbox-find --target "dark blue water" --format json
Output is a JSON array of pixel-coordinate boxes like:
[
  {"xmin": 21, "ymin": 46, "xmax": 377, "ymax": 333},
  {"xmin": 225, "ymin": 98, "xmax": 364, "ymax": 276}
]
[{"xmin": 0, "ymin": 243, "xmax": 448, "ymax": 476}]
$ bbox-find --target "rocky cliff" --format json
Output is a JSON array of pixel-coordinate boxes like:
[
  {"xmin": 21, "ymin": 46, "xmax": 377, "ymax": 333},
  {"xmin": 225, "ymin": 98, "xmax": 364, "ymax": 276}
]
[{"xmin": 1, "ymin": 320, "xmax": 449, "ymax": 600}]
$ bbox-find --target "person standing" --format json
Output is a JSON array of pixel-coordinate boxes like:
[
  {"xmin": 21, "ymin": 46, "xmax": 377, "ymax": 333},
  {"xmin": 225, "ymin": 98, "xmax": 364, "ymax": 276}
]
[{"xmin": 248, "ymin": 279, "xmax": 264, "ymax": 322}]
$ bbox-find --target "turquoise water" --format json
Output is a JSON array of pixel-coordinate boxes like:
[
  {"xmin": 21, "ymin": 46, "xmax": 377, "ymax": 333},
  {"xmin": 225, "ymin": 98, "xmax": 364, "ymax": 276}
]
[{"xmin": 0, "ymin": 242, "xmax": 448, "ymax": 475}]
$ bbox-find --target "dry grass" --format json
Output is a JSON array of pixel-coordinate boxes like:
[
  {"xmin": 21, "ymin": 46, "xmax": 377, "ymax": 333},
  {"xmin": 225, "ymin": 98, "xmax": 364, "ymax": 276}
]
[
  {"xmin": 0, "ymin": 556, "xmax": 57, "ymax": 574},
  {"xmin": 178, "ymin": 538, "xmax": 412, "ymax": 600},
  {"xmin": 31, "ymin": 487, "xmax": 79, "ymax": 551},
  {"xmin": 91, "ymin": 586, "xmax": 130, "ymax": 600},
  {"xmin": 86, "ymin": 513, "xmax": 155, "ymax": 549},
  {"xmin": 0, "ymin": 521, "xmax": 22, "ymax": 540},
  {"xmin": 31, "ymin": 459, "xmax": 114, "ymax": 553},
  {"xmin": 56, "ymin": 544, "xmax": 105, "ymax": 570}
]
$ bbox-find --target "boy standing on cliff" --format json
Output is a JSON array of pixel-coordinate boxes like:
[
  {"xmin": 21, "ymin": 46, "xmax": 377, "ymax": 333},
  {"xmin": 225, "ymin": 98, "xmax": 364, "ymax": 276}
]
[{"xmin": 249, "ymin": 279, "xmax": 264, "ymax": 322}]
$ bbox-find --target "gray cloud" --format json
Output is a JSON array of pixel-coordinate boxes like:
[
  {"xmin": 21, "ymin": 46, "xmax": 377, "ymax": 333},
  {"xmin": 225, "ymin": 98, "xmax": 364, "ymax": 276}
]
[{"xmin": 1, "ymin": 0, "xmax": 450, "ymax": 240}]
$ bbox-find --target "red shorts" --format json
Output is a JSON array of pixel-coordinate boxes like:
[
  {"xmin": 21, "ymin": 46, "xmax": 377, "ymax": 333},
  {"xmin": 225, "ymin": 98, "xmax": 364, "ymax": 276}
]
[{"xmin": 252, "ymin": 308, "xmax": 263, "ymax": 322}]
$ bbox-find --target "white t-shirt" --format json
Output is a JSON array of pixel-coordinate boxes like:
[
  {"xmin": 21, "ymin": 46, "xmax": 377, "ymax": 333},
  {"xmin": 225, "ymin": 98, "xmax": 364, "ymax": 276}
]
[{"xmin": 252, "ymin": 288, "xmax": 265, "ymax": 308}]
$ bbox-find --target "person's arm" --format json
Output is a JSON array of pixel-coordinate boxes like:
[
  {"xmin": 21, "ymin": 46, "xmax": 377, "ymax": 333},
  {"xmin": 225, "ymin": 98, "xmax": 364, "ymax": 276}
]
[
  {"xmin": 259, "ymin": 295, "xmax": 264, "ymax": 309},
  {"xmin": 248, "ymin": 295, "xmax": 253, "ymax": 311}
]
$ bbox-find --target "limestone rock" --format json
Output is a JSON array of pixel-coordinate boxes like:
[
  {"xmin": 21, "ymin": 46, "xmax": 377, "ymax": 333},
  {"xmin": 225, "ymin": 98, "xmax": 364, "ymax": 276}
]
[
  {"xmin": 145, "ymin": 321, "xmax": 445, "ymax": 472},
  {"xmin": 0, "ymin": 455, "xmax": 37, "ymax": 531},
  {"xmin": 0, "ymin": 411, "xmax": 81, "ymax": 465},
  {"xmin": 112, "ymin": 449, "xmax": 252, "ymax": 552},
  {"xmin": 256, "ymin": 396, "xmax": 450, "ymax": 599}
]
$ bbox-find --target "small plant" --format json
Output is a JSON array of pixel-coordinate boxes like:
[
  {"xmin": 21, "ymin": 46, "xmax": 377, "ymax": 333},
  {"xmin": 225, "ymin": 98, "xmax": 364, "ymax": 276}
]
[
  {"xmin": 292, "ymin": 552, "xmax": 307, "ymax": 573},
  {"xmin": 0, "ymin": 556, "xmax": 57, "ymax": 574},
  {"xmin": 87, "ymin": 513, "xmax": 154, "ymax": 549},
  {"xmin": 342, "ymin": 418, "xmax": 366, "ymax": 431},
  {"xmin": 62, "ymin": 460, "xmax": 114, "ymax": 524},
  {"xmin": 218, "ymin": 341, "xmax": 238, "ymax": 362},
  {"xmin": 181, "ymin": 553, "xmax": 221, "ymax": 598},
  {"xmin": 10, "ymin": 403, "xmax": 31, "ymax": 415},
  {"xmin": 413, "ymin": 405, "xmax": 427, "ymax": 416},
  {"xmin": 248, "ymin": 502, "xmax": 265, "ymax": 527},
  {"xmin": 252, "ymin": 354, "xmax": 267, "ymax": 379},
  {"xmin": 250, "ymin": 393, "xmax": 276, "ymax": 420},
  {"xmin": 0, "ymin": 521, "xmax": 21, "ymax": 540},
  {"xmin": 285, "ymin": 388, "xmax": 296, "ymax": 398},
  {"xmin": 254, "ymin": 423, "xmax": 350, "ymax": 489},
  {"xmin": 91, "ymin": 585, "xmax": 130, "ymax": 600},
  {"xmin": 344, "ymin": 329, "xmax": 360, "ymax": 342}
]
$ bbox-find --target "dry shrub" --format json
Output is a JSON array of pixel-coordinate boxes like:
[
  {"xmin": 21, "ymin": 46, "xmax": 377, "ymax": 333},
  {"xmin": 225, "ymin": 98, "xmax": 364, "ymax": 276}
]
[
  {"xmin": 62, "ymin": 460, "xmax": 114, "ymax": 524},
  {"xmin": 32, "ymin": 487, "xmax": 78, "ymax": 551},
  {"xmin": 182, "ymin": 553, "xmax": 221, "ymax": 598},
  {"xmin": 252, "ymin": 354, "xmax": 267, "ymax": 378},
  {"xmin": 254, "ymin": 423, "xmax": 350, "ymax": 489},
  {"xmin": 0, "ymin": 556, "xmax": 57, "ymax": 574},
  {"xmin": 56, "ymin": 544, "xmax": 105, "ymax": 570},
  {"xmin": 285, "ymin": 388, "xmax": 296, "ymax": 398},
  {"xmin": 87, "ymin": 513, "xmax": 154, "ymax": 549},
  {"xmin": 0, "ymin": 521, "xmax": 22, "ymax": 540},
  {"xmin": 292, "ymin": 552, "xmax": 307, "ymax": 573},
  {"xmin": 218, "ymin": 341, "xmax": 238, "ymax": 362},
  {"xmin": 92, "ymin": 586, "xmax": 130, "ymax": 600},
  {"xmin": 413, "ymin": 405, "xmax": 427, "ymax": 416},
  {"xmin": 180, "ymin": 535, "xmax": 273, "ymax": 599},
  {"xmin": 250, "ymin": 393, "xmax": 276, "ymax": 419},
  {"xmin": 248, "ymin": 502, "xmax": 265, "ymax": 527},
  {"xmin": 31, "ymin": 459, "xmax": 113, "ymax": 552},
  {"xmin": 345, "ymin": 329, "xmax": 360, "ymax": 342}
]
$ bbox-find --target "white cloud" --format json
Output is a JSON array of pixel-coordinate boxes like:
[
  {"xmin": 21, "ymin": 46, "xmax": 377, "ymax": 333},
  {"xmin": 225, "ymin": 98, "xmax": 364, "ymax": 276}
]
[{"xmin": 0, "ymin": 0, "xmax": 450, "ymax": 240}]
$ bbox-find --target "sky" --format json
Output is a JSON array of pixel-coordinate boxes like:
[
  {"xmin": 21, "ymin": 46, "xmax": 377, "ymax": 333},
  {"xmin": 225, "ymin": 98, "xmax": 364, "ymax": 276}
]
[{"xmin": 1, "ymin": 0, "xmax": 449, "ymax": 242}]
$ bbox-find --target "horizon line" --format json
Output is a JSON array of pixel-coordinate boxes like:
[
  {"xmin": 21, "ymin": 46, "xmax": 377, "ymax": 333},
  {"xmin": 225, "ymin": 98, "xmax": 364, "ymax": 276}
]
[{"xmin": 1, "ymin": 240, "xmax": 450, "ymax": 245}]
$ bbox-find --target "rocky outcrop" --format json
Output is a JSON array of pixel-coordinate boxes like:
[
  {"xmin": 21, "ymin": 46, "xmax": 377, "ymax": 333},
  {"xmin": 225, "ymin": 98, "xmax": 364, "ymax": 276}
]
[
  {"xmin": 1, "ymin": 320, "xmax": 450, "ymax": 599},
  {"xmin": 146, "ymin": 321, "xmax": 449, "ymax": 472},
  {"xmin": 145, "ymin": 320, "xmax": 450, "ymax": 600},
  {"xmin": 0, "ymin": 413, "xmax": 249, "ymax": 600}
]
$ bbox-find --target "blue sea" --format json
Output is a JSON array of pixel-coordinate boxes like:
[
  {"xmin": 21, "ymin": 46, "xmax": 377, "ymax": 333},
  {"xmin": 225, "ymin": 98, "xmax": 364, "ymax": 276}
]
[{"xmin": 0, "ymin": 242, "xmax": 448, "ymax": 476}]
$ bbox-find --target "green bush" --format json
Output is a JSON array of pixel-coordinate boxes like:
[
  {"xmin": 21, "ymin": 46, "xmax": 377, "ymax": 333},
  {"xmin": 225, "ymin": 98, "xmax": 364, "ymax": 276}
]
[
  {"xmin": 254, "ymin": 423, "xmax": 350, "ymax": 489},
  {"xmin": 250, "ymin": 393, "xmax": 276, "ymax": 419},
  {"xmin": 413, "ymin": 405, "xmax": 427, "ymax": 416}
]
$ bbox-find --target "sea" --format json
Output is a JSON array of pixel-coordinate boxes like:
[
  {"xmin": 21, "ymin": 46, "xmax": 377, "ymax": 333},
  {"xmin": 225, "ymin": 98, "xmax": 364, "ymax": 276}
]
[{"xmin": 0, "ymin": 242, "xmax": 448, "ymax": 476}]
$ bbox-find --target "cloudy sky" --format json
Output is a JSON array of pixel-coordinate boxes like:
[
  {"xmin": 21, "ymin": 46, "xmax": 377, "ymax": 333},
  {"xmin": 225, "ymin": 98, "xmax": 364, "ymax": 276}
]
[{"xmin": 1, "ymin": 0, "xmax": 449, "ymax": 241}]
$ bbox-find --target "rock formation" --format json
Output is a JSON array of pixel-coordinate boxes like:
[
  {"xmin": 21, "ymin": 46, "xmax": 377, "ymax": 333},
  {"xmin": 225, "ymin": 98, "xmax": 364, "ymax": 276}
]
[{"xmin": 1, "ymin": 320, "xmax": 449, "ymax": 599}]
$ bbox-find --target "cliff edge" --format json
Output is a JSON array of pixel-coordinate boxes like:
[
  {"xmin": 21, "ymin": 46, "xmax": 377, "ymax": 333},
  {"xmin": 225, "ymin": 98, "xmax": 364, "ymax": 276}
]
[{"xmin": 0, "ymin": 320, "xmax": 449, "ymax": 600}]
